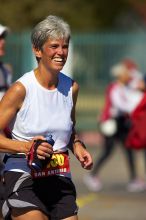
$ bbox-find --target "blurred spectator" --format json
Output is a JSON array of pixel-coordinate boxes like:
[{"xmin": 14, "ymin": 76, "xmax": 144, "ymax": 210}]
[
  {"xmin": 0, "ymin": 24, "xmax": 12, "ymax": 99},
  {"xmin": 122, "ymin": 58, "xmax": 143, "ymax": 90},
  {"xmin": 125, "ymin": 73, "xmax": 146, "ymax": 160},
  {"xmin": 133, "ymin": 73, "xmax": 146, "ymax": 92},
  {"xmin": 0, "ymin": 24, "xmax": 13, "ymax": 176},
  {"xmin": 84, "ymin": 61, "xmax": 146, "ymax": 192}
]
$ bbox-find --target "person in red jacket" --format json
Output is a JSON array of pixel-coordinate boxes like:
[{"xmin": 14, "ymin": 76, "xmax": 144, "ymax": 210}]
[{"xmin": 84, "ymin": 61, "xmax": 146, "ymax": 192}]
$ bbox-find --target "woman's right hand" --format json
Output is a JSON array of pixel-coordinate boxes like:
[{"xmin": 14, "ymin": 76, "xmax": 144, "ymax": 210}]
[{"xmin": 29, "ymin": 136, "xmax": 54, "ymax": 160}]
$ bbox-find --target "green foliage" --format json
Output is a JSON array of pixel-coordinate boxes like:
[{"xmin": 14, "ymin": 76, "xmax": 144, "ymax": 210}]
[{"xmin": 0, "ymin": 0, "xmax": 132, "ymax": 32}]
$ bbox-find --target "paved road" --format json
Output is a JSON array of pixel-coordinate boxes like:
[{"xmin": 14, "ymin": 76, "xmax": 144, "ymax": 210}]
[{"xmin": 70, "ymin": 141, "xmax": 146, "ymax": 220}]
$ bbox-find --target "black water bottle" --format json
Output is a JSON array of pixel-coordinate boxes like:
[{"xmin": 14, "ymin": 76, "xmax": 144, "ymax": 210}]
[{"xmin": 30, "ymin": 135, "xmax": 55, "ymax": 171}]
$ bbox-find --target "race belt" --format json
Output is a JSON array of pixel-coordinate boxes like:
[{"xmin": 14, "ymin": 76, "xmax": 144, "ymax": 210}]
[{"xmin": 31, "ymin": 151, "xmax": 70, "ymax": 178}]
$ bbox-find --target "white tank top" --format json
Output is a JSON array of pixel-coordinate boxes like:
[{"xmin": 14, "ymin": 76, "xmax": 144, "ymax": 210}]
[
  {"xmin": 4, "ymin": 71, "xmax": 73, "ymax": 174},
  {"xmin": 11, "ymin": 70, "xmax": 73, "ymax": 151}
]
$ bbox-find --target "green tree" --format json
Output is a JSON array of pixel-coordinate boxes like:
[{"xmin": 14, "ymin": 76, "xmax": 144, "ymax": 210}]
[{"xmin": 0, "ymin": 0, "xmax": 143, "ymax": 32}]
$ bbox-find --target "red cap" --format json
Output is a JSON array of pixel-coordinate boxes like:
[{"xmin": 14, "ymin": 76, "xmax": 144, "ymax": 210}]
[{"xmin": 122, "ymin": 58, "xmax": 138, "ymax": 70}]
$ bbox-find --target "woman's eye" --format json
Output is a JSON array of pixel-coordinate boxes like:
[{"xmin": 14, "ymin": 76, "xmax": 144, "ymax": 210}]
[{"xmin": 50, "ymin": 45, "xmax": 57, "ymax": 49}]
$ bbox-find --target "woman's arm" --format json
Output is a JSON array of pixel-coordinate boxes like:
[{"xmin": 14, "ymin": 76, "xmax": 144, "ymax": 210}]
[
  {"xmin": 69, "ymin": 80, "xmax": 93, "ymax": 170},
  {"xmin": 0, "ymin": 82, "xmax": 31, "ymax": 153}
]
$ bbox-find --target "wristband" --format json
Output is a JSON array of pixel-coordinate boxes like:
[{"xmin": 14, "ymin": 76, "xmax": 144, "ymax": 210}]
[{"xmin": 73, "ymin": 139, "xmax": 86, "ymax": 149}]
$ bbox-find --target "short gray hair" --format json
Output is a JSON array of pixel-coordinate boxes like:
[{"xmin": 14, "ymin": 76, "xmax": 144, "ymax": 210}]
[{"xmin": 31, "ymin": 15, "xmax": 71, "ymax": 50}]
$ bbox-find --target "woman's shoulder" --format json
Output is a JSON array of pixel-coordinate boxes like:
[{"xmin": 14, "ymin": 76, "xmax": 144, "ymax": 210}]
[
  {"xmin": 14, "ymin": 70, "xmax": 34, "ymax": 93},
  {"xmin": 16, "ymin": 70, "xmax": 34, "ymax": 87}
]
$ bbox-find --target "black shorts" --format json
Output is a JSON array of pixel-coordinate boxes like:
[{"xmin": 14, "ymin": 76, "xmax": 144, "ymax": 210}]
[{"xmin": 0, "ymin": 171, "xmax": 78, "ymax": 220}]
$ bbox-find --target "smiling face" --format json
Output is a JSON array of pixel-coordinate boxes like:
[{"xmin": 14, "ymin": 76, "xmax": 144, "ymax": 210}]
[{"xmin": 33, "ymin": 38, "xmax": 69, "ymax": 74}]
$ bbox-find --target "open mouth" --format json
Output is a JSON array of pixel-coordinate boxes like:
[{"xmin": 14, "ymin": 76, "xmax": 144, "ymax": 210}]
[{"xmin": 53, "ymin": 57, "xmax": 64, "ymax": 63}]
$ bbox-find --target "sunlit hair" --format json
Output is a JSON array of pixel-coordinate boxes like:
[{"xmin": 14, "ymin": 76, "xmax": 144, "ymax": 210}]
[{"xmin": 31, "ymin": 15, "xmax": 71, "ymax": 50}]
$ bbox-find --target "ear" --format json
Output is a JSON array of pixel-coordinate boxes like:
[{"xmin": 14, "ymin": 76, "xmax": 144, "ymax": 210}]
[{"xmin": 32, "ymin": 46, "xmax": 42, "ymax": 59}]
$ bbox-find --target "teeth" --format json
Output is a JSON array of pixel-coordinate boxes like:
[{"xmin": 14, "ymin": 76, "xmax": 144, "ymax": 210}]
[{"xmin": 53, "ymin": 58, "xmax": 63, "ymax": 62}]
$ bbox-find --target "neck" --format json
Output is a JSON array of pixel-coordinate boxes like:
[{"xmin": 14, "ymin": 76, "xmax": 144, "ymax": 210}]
[{"xmin": 34, "ymin": 67, "xmax": 59, "ymax": 90}]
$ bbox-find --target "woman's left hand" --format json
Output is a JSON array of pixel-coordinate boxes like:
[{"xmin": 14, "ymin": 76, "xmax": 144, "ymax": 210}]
[{"xmin": 73, "ymin": 143, "xmax": 93, "ymax": 170}]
